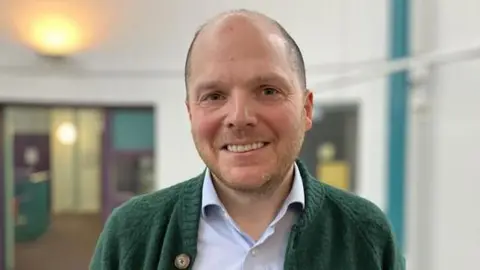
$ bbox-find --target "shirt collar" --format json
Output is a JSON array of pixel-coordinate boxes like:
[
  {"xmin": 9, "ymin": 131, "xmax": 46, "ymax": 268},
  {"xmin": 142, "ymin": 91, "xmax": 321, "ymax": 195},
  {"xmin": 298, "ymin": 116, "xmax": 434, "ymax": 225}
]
[{"xmin": 201, "ymin": 163, "xmax": 305, "ymax": 217}]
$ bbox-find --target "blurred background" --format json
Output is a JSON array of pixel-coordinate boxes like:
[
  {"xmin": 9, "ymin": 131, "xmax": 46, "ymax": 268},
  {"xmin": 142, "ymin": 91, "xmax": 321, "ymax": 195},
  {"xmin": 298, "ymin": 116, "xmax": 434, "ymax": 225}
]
[{"xmin": 0, "ymin": 0, "xmax": 478, "ymax": 270}]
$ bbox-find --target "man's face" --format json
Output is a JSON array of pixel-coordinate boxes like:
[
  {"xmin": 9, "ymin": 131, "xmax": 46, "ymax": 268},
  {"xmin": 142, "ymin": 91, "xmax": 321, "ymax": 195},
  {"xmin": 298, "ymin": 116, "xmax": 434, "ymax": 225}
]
[{"xmin": 186, "ymin": 16, "xmax": 313, "ymax": 193}]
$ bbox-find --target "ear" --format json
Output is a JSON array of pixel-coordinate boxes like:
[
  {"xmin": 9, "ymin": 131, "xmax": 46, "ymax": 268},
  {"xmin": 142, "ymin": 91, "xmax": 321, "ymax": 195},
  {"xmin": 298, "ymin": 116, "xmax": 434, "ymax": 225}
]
[
  {"xmin": 303, "ymin": 90, "xmax": 314, "ymax": 131},
  {"xmin": 185, "ymin": 99, "xmax": 192, "ymax": 121}
]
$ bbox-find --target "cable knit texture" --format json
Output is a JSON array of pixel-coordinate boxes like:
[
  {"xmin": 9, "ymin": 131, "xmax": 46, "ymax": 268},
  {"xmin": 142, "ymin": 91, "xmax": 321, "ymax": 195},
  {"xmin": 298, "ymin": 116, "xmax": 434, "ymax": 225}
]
[{"xmin": 90, "ymin": 160, "xmax": 404, "ymax": 270}]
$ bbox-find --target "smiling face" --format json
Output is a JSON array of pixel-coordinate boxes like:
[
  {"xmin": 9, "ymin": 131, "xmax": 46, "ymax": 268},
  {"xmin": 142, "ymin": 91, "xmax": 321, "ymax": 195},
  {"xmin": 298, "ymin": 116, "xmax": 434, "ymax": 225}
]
[{"xmin": 186, "ymin": 14, "xmax": 313, "ymax": 194}]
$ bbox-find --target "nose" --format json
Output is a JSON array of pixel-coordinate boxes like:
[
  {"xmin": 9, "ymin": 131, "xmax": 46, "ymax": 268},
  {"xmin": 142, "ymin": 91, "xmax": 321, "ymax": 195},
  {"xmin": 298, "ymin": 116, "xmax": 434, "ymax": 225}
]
[{"xmin": 224, "ymin": 91, "xmax": 257, "ymax": 129}]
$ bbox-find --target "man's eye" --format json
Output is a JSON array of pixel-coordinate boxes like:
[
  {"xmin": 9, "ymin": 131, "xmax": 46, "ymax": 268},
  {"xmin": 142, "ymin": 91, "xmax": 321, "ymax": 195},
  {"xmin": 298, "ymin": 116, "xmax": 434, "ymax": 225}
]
[
  {"xmin": 262, "ymin": 87, "xmax": 279, "ymax": 95},
  {"xmin": 203, "ymin": 93, "xmax": 224, "ymax": 101}
]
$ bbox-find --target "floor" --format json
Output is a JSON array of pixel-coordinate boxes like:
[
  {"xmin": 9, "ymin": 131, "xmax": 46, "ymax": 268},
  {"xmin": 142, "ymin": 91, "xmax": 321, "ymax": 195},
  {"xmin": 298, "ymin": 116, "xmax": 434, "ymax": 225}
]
[{"xmin": 14, "ymin": 214, "xmax": 103, "ymax": 270}]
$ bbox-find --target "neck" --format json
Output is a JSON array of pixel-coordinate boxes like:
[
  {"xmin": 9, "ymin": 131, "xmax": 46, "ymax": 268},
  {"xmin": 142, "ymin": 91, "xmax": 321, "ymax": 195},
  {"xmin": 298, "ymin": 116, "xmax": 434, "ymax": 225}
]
[{"xmin": 212, "ymin": 164, "xmax": 295, "ymax": 240}]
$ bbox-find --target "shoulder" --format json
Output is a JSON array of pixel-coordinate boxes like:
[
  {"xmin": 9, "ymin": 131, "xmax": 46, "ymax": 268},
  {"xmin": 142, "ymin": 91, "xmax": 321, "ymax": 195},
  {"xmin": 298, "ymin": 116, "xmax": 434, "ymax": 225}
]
[
  {"xmin": 321, "ymin": 183, "xmax": 403, "ymax": 265},
  {"xmin": 298, "ymin": 160, "xmax": 391, "ymax": 236},
  {"xmin": 323, "ymin": 184, "xmax": 391, "ymax": 236},
  {"xmin": 109, "ymin": 175, "xmax": 203, "ymax": 232},
  {"xmin": 97, "ymin": 175, "xmax": 203, "ymax": 246},
  {"xmin": 303, "ymin": 180, "xmax": 404, "ymax": 269},
  {"xmin": 90, "ymin": 175, "xmax": 203, "ymax": 268},
  {"xmin": 90, "ymin": 176, "xmax": 203, "ymax": 269}
]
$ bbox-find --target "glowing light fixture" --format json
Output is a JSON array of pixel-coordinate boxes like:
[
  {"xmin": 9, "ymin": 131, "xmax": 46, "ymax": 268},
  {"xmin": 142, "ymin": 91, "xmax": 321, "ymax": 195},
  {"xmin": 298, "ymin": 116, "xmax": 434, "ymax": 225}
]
[
  {"xmin": 318, "ymin": 142, "xmax": 336, "ymax": 162},
  {"xmin": 28, "ymin": 14, "xmax": 83, "ymax": 57},
  {"xmin": 56, "ymin": 122, "xmax": 77, "ymax": 145}
]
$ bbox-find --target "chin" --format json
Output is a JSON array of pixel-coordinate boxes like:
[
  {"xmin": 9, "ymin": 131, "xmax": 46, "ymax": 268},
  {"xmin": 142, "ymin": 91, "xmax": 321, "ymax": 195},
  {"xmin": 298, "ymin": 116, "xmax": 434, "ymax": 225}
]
[
  {"xmin": 220, "ymin": 167, "xmax": 271, "ymax": 189},
  {"xmin": 224, "ymin": 178, "xmax": 269, "ymax": 192}
]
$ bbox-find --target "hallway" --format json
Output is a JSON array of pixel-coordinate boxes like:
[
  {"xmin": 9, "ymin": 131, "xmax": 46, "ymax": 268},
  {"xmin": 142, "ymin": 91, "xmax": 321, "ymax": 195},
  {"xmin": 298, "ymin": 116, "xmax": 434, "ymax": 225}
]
[{"xmin": 14, "ymin": 214, "xmax": 102, "ymax": 270}]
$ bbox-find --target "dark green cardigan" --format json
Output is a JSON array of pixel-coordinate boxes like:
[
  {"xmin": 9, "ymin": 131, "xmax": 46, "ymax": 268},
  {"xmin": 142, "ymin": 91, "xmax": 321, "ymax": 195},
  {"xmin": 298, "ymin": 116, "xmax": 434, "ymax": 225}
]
[{"xmin": 90, "ymin": 161, "xmax": 404, "ymax": 269}]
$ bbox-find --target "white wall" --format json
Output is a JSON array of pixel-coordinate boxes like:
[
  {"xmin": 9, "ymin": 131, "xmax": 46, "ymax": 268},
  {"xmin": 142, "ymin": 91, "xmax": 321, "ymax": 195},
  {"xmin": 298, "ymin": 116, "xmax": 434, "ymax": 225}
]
[
  {"xmin": 408, "ymin": 0, "xmax": 480, "ymax": 269},
  {"xmin": 431, "ymin": 2, "xmax": 480, "ymax": 267},
  {"xmin": 0, "ymin": 0, "xmax": 389, "ymax": 211}
]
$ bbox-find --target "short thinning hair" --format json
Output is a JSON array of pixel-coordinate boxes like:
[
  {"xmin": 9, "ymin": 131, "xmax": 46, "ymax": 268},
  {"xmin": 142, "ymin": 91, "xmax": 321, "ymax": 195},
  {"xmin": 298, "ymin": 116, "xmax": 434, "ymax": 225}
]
[{"xmin": 184, "ymin": 9, "xmax": 307, "ymax": 92}]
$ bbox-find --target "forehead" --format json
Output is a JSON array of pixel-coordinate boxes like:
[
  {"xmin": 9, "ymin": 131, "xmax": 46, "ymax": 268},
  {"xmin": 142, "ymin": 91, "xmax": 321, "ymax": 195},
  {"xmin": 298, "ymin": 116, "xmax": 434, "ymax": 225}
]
[{"xmin": 188, "ymin": 15, "xmax": 295, "ymax": 87}]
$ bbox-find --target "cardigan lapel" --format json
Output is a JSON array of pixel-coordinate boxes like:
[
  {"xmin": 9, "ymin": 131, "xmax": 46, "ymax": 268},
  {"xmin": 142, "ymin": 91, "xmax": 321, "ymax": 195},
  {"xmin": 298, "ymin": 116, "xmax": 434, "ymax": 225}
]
[
  {"xmin": 178, "ymin": 171, "xmax": 205, "ymax": 267},
  {"xmin": 284, "ymin": 159, "xmax": 327, "ymax": 269}
]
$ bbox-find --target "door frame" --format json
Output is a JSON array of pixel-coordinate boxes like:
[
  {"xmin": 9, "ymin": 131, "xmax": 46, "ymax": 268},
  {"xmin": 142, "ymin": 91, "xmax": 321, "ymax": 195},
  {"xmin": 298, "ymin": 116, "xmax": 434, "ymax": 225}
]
[
  {"xmin": 0, "ymin": 106, "xmax": 5, "ymax": 270},
  {"xmin": 0, "ymin": 102, "xmax": 154, "ymax": 270}
]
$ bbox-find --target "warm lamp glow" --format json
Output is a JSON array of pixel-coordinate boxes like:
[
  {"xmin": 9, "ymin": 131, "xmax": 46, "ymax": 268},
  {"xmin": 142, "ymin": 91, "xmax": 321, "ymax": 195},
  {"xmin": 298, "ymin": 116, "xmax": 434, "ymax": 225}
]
[
  {"xmin": 9, "ymin": 2, "xmax": 109, "ymax": 57},
  {"xmin": 29, "ymin": 15, "xmax": 83, "ymax": 56},
  {"xmin": 56, "ymin": 122, "xmax": 77, "ymax": 145}
]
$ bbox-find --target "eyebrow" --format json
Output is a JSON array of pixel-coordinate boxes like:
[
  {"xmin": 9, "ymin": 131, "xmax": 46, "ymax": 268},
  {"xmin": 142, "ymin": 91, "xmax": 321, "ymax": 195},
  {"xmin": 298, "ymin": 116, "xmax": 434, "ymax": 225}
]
[
  {"xmin": 195, "ymin": 80, "xmax": 224, "ymax": 92},
  {"xmin": 193, "ymin": 72, "xmax": 291, "ymax": 93},
  {"xmin": 246, "ymin": 73, "xmax": 294, "ymax": 92},
  {"xmin": 248, "ymin": 73, "xmax": 288, "ymax": 86}
]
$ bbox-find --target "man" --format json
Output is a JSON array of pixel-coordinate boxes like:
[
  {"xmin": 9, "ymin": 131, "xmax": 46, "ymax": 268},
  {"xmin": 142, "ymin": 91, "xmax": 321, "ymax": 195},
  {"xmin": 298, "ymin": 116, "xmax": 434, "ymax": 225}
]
[{"xmin": 90, "ymin": 9, "xmax": 404, "ymax": 270}]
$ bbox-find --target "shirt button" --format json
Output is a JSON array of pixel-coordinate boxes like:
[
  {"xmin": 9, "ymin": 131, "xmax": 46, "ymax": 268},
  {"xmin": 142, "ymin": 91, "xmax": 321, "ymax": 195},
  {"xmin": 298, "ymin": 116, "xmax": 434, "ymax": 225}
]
[{"xmin": 251, "ymin": 249, "xmax": 257, "ymax": 256}]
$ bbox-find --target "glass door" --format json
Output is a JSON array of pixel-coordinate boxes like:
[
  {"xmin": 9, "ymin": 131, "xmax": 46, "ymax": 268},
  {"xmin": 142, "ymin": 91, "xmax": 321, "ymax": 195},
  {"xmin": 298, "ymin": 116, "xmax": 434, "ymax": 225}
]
[{"xmin": 6, "ymin": 105, "xmax": 104, "ymax": 270}]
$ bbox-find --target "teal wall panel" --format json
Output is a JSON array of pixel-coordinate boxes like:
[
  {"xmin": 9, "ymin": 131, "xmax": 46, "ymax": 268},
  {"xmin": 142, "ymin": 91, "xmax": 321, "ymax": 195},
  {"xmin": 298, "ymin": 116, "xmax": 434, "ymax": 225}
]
[
  {"xmin": 112, "ymin": 109, "xmax": 154, "ymax": 151},
  {"xmin": 15, "ymin": 180, "xmax": 50, "ymax": 242}
]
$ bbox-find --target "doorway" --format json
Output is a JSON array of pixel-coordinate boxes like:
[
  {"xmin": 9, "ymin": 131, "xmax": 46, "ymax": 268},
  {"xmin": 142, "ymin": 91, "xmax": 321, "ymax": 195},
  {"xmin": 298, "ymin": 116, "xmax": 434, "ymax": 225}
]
[
  {"xmin": 299, "ymin": 104, "xmax": 359, "ymax": 192},
  {"xmin": 0, "ymin": 105, "xmax": 156, "ymax": 270},
  {"xmin": 4, "ymin": 106, "xmax": 104, "ymax": 270}
]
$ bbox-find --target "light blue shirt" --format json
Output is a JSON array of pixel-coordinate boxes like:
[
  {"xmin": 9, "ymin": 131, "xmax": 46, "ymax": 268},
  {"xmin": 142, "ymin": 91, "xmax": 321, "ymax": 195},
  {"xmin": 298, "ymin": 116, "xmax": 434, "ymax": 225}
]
[{"xmin": 193, "ymin": 164, "xmax": 305, "ymax": 270}]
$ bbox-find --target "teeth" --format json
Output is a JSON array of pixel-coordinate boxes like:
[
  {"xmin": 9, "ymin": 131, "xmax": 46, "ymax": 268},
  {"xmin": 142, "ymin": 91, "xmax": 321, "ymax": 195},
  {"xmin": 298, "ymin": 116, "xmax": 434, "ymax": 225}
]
[{"xmin": 226, "ymin": 142, "xmax": 265, "ymax": 153}]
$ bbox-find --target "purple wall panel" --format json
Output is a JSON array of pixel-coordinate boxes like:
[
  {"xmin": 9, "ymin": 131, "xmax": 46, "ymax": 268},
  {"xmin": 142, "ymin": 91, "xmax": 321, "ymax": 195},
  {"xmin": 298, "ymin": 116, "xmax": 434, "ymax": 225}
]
[{"xmin": 13, "ymin": 135, "xmax": 50, "ymax": 179}]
